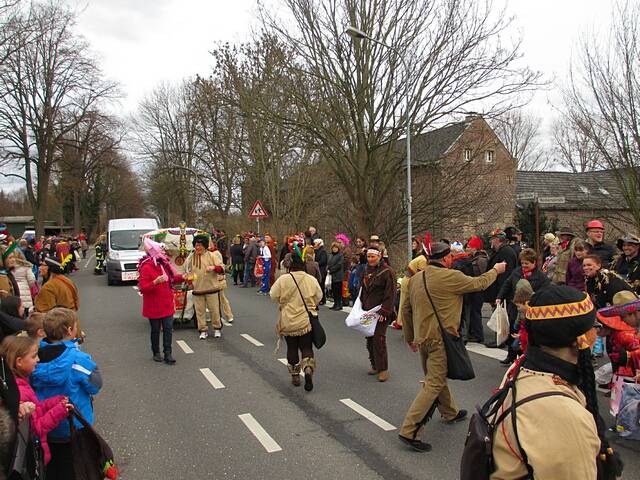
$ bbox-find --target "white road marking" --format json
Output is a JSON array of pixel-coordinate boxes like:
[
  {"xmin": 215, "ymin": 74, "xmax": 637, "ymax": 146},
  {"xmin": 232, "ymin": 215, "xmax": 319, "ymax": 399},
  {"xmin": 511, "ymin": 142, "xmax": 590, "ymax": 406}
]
[
  {"xmin": 238, "ymin": 413, "xmax": 282, "ymax": 453},
  {"xmin": 277, "ymin": 358, "xmax": 304, "ymax": 377},
  {"xmin": 131, "ymin": 286, "xmax": 142, "ymax": 297},
  {"xmin": 465, "ymin": 343, "xmax": 507, "ymax": 361},
  {"xmin": 176, "ymin": 340, "xmax": 194, "ymax": 354},
  {"xmin": 240, "ymin": 333, "xmax": 264, "ymax": 347},
  {"xmin": 199, "ymin": 368, "xmax": 225, "ymax": 389},
  {"xmin": 339, "ymin": 398, "xmax": 396, "ymax": 431},
  {"xmin": 84, "ymin": 254, "xmax": 95, "ymax": 269}
]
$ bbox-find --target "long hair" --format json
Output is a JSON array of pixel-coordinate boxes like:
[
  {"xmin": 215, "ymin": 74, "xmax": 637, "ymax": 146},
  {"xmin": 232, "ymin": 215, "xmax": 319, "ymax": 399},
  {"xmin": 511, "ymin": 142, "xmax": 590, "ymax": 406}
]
[
  {"xmin": 0, "ymin": 336, "xmax": 37, "ymax": 378},
  {"xmin": 576, "ymin": 348, "xmax": 623, "ymax": 479}
]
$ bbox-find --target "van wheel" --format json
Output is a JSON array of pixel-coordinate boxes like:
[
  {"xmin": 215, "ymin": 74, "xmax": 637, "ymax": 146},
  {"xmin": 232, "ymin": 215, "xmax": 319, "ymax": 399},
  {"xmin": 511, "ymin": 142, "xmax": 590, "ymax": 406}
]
[{"xmin": 107, "ymin": 276, "xmax": 116, "ymax": 286}]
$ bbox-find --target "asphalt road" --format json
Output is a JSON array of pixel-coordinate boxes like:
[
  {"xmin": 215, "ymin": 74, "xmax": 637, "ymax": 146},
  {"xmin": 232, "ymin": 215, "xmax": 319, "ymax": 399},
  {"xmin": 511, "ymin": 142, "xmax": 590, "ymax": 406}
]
[{"xmin": 71, "ymin": 263, "xmax": 640, "ymax": 480}]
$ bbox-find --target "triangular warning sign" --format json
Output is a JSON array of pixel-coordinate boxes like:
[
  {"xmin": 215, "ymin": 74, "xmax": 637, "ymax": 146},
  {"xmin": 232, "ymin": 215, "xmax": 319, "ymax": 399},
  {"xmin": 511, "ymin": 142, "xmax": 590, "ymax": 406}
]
[{"xmin": 248, "ymin": 200, "xmax": 269, "ymax": 218}]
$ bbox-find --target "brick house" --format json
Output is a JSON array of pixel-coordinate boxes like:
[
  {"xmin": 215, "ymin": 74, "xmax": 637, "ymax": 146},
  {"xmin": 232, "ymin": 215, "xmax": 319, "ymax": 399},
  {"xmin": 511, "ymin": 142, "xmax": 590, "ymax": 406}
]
[
  {"xmin": 516, "ymin": 170, "xmax": 638, "ymax": 239},
  {"xmin": 409, "ymin": 115, "xmax": 517, "ymax": 240}
]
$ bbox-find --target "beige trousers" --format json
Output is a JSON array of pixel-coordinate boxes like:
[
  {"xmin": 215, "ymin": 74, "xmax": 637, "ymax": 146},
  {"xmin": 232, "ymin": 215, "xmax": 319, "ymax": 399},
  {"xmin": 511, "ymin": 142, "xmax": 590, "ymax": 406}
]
[
  {"xmin": 220, "ymin": 290, "xmax": 234, "ymax": 320},
  {"xmin": 193, "ymin": 292, "xmax": 222, "ymax": 332},
  {"xmin": 399, "ymin": 340, "xmax": 458, "ymax": 440}
]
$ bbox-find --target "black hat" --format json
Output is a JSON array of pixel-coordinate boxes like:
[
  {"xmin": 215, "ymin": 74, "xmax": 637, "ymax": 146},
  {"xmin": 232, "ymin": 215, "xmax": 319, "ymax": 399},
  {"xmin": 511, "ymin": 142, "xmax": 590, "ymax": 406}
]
[
  {"xmin": 192, "ymin": 234, "xmax": 209, "ymax": 249},
  {"xmin": 616, "ymin": 233, "xmax": 640, "ymax": 251},
  {"xmin": 43, "ymin": 256, "xmax": 65, "ymax": 275},
  {"xmin": 525, "ymin": 285, "xmax": 595, "ymax": 348},
  {"xmin": 428, "ymin": 242, "xmax": 451, "ymax": 260},
  {"xmin": 557, "ymin": 228, "xmax": 576, "ymax": 237}
]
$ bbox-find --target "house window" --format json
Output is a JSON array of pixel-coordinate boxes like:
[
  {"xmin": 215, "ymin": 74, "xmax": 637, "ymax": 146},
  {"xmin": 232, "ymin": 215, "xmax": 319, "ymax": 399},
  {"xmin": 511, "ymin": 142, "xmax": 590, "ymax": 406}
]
[
  {"xmin": 485, "ymin": 150, "xmax": 495, "ymax": 163},
  {"xmin": 463, "ymin": 148, "xmax": 472, "ymax": 162}
]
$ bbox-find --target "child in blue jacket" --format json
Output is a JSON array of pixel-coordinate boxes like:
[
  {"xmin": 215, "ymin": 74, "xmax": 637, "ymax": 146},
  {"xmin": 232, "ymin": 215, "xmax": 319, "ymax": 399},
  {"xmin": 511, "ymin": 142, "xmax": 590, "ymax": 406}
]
[{"xmin": 31, "ymin": 307, "xmax": 102, "ymax": 480}]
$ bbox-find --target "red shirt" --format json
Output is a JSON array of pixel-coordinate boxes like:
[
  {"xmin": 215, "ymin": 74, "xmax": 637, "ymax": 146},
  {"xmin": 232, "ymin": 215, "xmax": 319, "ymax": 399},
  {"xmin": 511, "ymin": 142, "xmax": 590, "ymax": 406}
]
[{"xmin": 138, "ymin": 256, "xmax": 184, "ymax": 319}]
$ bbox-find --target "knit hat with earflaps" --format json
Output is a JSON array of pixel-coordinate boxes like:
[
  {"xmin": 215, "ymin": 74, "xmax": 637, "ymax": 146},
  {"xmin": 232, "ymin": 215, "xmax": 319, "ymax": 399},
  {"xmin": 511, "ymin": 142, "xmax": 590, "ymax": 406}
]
[{"xmin": 525, "ymin": 285, "xmax": 596, "ymax": 349}]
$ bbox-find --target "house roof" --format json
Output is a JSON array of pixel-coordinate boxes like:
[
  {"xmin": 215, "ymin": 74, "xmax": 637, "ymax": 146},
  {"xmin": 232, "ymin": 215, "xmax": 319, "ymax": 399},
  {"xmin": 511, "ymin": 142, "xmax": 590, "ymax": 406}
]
[
  {"xmin": 410, "ymin": 121, "xmax": 468, "ymax": 166},
  {"xmin": 0, "ymin": 216, "xmax": 33, "ymax": 223},
  {"xmin": 516, "ymin": 170, "xmax": 627, "ymax": 210}
]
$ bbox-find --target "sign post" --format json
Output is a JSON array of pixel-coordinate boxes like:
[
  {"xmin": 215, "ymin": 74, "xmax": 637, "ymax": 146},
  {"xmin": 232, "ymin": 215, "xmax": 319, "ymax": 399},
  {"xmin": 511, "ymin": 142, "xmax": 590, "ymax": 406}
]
[{"xmin": 248, "ymin": 200, "xmax": 269, "ymax": 234}]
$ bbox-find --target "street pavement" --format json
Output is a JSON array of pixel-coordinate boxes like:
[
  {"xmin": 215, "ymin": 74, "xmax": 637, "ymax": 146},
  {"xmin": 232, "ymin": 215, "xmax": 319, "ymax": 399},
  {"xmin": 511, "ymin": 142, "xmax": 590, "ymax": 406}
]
[{"xmin": 71, "ymin": 264, "xmax": 640, "ymax": 479}]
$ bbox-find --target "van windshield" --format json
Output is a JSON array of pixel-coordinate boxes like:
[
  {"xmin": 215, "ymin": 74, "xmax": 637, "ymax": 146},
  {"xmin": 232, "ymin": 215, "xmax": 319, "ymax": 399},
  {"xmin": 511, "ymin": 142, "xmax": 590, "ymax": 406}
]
[{"xmin": 110, "ymin": 230, "xmax": 149, "ymax": 251}]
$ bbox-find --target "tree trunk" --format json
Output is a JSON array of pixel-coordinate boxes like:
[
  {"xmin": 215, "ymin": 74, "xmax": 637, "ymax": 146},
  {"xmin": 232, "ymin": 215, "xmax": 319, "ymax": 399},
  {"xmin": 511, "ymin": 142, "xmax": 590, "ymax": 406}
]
[{"xmin": 73, "ymin": 190, "xmax": 81, "ymax": 233}]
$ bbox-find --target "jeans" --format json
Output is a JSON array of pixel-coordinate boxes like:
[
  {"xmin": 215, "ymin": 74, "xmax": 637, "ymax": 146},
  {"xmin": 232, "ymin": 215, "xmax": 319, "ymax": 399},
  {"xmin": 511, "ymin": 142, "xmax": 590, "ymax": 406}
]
[
  {"xmin": 260, "ymin": 259, "xmax": 271, "ymax": 293},
  {"xmin": 149, "ymin": 315, "xmax": 173, "ymax": 354},
  {"xmin": 243, "ymin": 262, "xmax": 256, "ymax": 287},
  {"xmin": 467, "ymin": 292, "xmax": 485, "ymax": 341}
]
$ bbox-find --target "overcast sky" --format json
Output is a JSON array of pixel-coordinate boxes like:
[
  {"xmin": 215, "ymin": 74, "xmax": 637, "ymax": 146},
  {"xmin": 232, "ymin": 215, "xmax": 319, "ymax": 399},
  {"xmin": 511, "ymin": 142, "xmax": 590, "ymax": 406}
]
[{"xmin": 0, "ymin": 0, "xmax": 618, "ymax": 191}]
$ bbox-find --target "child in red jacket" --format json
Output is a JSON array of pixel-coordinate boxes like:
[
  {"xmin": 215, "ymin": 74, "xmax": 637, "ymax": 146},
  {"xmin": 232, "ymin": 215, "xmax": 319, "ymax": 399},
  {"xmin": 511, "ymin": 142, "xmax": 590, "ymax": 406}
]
[{"xmin": 0, "ymin": 335, "xmax": 71, "ymax": 465}]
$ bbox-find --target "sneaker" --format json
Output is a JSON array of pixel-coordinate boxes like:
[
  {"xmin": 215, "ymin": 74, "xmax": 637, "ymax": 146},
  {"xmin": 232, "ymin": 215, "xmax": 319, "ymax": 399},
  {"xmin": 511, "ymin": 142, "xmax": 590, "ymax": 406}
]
[
  {"xmin": 446, "ymin": 409, "xmax": 468, "ymax": 424},
  {"xmin": 227, "ymin": 317, "xmax": 234, "ymax": 324},
  {"xmin": 213, "ymin": 329, "xmax": 222, "ymax": 338},
  {"xmin": 398, "ymin": 435, "xmax": 432, "ymax": 452},
  {"xmin": 199, "ymin": 331, "xmax": 208, "ymax": 340}
]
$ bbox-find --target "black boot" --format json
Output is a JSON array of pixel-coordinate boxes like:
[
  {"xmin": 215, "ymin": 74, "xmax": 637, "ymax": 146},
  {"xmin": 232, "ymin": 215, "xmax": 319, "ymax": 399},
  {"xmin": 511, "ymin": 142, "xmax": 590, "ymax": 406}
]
[
  {"xmin": 500, "ymin": 347, "xmax": 517, "ymax": 366},
  {"xmin": 164, "ymin": 352, "xmax": 176, "ymax": 364},
  {"xmin": 153, "ymin": 352, "xmax": 163, "ymax": 362}
]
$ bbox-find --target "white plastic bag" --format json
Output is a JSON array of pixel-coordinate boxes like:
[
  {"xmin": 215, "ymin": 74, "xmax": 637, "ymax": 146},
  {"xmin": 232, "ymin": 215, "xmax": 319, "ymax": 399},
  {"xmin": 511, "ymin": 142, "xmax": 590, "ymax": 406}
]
[
  {"xmin": 488, "ymin": 303, "xmax": 510, "ymax": 346},
  {"xmin": 325, "ymin": 272, "xmax": 332, "ymax": 289},
  {"xmin": 595, "ymin": 363, "xmax": 613, "ymax": 386},
  {"xmin": 345, "ymin": 292, "xmax": 382, "ymax": 337}
]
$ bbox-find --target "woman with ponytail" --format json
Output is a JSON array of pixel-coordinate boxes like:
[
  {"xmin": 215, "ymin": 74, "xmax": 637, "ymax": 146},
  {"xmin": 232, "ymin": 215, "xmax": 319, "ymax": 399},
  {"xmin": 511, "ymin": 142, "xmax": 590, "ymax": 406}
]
[{"xmin": 491, "ymin": 285, "xmax": 624, "ymax": 480}]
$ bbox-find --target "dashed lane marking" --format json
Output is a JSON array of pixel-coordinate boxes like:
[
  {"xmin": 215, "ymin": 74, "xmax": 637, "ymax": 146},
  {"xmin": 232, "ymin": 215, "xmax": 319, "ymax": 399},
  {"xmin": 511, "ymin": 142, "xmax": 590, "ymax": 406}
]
[
  {"xmin": 238, "ymin": 413, "xmax": 282, "ymax": 453},
  {"xmin": 465, "ymin": 342, "xmax": 507, "ymax": 361},
  {"xmin": 176, "ymin": 340, "xmax": 194, "ymax": 354},
  {"xmin": 132, "ymin": 286, "xmax": 142, "ymax": 297},
  {"xmin": 240, "ymin": 333, "xmax": 264, "ymax": 347},
  {"xmin": 277, "ymin": 358, "xmax": 305, "ymax": 377},
  {"xmin": 84, "ymin": 254, "xmax": 95, "ymax": 269},
  {"xmin": 339, "ymin": 398, "xmax": 396, "ymax": 431},
  {"xmin": 199, "ymin": 368, "xmax": 225, "ymax": 389}
]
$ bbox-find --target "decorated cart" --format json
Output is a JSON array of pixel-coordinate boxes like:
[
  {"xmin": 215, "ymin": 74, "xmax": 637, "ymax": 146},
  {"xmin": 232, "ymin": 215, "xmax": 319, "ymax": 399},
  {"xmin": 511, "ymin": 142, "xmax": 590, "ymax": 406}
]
[{"xmin": 141, "ymin": 223, "xmax": 208, "ymax": 327}]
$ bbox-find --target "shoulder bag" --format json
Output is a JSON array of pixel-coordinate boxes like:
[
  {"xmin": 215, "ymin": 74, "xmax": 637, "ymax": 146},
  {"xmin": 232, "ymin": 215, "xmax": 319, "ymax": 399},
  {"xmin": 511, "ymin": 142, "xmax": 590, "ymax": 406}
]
[
  {"xmin": 290, "ymin": 273, "xmax": 326, "ymax": 349},
  {"xmin": 422, "ymin": 271, "xmax": 475, "ymax": 380},
  {"xmin": 68, "ymin": 408, "xmax": 118, "ymax": 480}
]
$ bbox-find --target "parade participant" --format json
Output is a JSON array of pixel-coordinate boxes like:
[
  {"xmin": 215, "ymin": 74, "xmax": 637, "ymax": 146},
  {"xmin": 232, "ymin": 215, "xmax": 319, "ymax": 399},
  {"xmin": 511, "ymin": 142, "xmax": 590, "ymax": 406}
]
[
  {"xmin": 399, "ymin": 242, "xmax": 504, "ymax": 451},
  {"xmin": 490, "ymin": 286, "xmax": 623, "ymax": 480},
  {"xmin": 327, "ymin": 242, "xmax": 344, "ymax": 310},
  {"xmin": 78, "ymin": 230, "xmax": 88, "ymax": 259},
  {"xmin": 565, "ymin": 239, "xmax": 590, "ymax": 291},
  {"xmin": 463, "ymin": 236, "xmax": 489, "ymax": 342},
  {"xmin": 242, "ymin": 236, "xmax": 258, "ymax": 288},
  {"xmin": 138, "ymin": 238, "xmax": 189, "ymax": 363},
  {"xmin": 583, "ymin": 254, "xmax": 634, "ymax": 309},
  {"xmin": 360, "ymin": 246, "xmax": 395, "ymax": 382},
  {"xmin": 396, "ymin": 255, "xmax": 428, "ymax": 330},
  {"xmin": 34, "ymin": 257, "xmax": 78, "ymax": 314},
  {"xmin": 187, "ymin": 234, "xmax": 225, "ymax": 340},
  {"xmin": 94, "ymin": 234, "xmax": 106, "ymax": 275},
  {"xmin": 585, "ymin": 220, "xmax": 618, "ymax": 268},
  {"xmin": 496, "ymin": 249, "xmax": 550, "ymax": 365},
  {"xmin": 31, "ymin": 308, "xmax": 103, "ymax": 480},
  {"xmin": 257, "ymin": 237, "xmax": 272, "ymax": 295},
  {"xmin": 208, "ymin": 241, "xmax": 234, "ymax": 324},
  {"xmin": 598, "ymin": 290, "xmax": 640, "ymax": 330},
  {"xmin": 0, "ymin": 335, "xmax": 72, "ymax": 466},
  {"xmin": 304, "ymin": 248, "xmax": 322, "ymax": 286},
  {"xmin": 0, "ymin": 243, "xmax": 20, "ymax": 297},
  {"xmin": 613, "ymin": 233, "xmax": 640, "ymax": 293},
  {"xmin": 230, "ymin": 235, "xmax": 244, "ymax": 285},
  {"xmin": 313, "ymin": 239, "xmax": 328, "ymax": 304},
  {"xmin": 270, "ymin": 248, "xmax": 323, "ymax": 392},
  {"xmin": 595, "ymin": 305, "xmax": 640, "ymax": 379}
]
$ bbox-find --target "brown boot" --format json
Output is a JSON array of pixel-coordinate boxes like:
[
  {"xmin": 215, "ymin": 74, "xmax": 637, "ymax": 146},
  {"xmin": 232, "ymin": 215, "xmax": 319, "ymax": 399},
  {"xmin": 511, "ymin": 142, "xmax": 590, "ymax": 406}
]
[
  {"xmin": 288, "ymin": 363, "xmax": 301, "ymax": 387},
  {"xmin": 301, "ymin": 357, "xmax": 316, "ymax": 392},
  {"xmin": 377, "ymin": 370, "xmax": 389, "ymax": 382}
]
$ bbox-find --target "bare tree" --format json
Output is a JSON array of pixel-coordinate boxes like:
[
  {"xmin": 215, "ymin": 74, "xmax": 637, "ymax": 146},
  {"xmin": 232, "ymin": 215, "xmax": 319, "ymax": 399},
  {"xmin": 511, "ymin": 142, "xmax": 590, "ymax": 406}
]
[
  {"xmin": 551, "ymin": 114, "xmax": 600, "ymax": 173},
  {"xmin": 563, "ymin": 0, "xmax": 640, "ymax": 230},
  {"xmin": 259, "ymin": 0, "xmax": 542, "ymax": 237},
  {"xmin": 492, "ymin": 109, "xmax": 549, "ymax": 171},
  {"xmin": 0, "ymin": 2, "xmax": 118, "ymax": 235}
]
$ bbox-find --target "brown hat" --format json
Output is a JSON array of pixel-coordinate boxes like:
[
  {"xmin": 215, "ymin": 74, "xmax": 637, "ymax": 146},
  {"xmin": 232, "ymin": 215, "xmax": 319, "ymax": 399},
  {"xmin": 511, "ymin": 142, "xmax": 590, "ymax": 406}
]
[
  {"xmin": 556, "ymin": 228, "xmax": 576, "ymax": 237},
  {"xmin": 428, "ymin": 242, "xmax": 451, "ymax": 260}
]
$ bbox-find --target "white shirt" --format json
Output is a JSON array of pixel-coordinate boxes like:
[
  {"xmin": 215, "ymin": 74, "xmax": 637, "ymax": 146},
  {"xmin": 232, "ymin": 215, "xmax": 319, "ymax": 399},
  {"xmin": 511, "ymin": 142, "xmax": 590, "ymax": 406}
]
[{"xmin": 260, "ymin": 246, "xmax": 271, "ymax": 260}]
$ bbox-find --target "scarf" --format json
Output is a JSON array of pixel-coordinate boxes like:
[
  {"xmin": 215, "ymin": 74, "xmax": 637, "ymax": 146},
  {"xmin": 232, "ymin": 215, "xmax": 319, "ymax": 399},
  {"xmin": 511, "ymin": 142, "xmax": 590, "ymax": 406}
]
[
  {"xmin": 521, "ymin": 266, "xmax": 535, "ymax": 280},
  {"xmin": 522, "ymin": 345, "xmax": 580, "ymax": 386}
]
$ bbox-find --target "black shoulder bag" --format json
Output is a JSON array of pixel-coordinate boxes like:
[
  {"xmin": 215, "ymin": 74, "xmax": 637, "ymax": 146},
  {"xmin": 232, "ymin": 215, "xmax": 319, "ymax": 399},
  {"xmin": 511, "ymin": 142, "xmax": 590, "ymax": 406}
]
[
  {"xmin": 290, "ymin": 273, "xmax": 326, "ymax": 349},
  {"xmin": 422, "ymin": 271, "xmax": 475, "ymax": 380}
]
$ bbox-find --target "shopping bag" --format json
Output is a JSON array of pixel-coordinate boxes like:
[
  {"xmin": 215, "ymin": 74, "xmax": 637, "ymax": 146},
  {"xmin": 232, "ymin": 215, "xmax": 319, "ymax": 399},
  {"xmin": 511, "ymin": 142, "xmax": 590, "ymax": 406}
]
[
  {"xmin": 595, "ymin": 363, "xmax": 613, "ymax": 386},
  {"xmin": 324, "ymin": 272, "xmax": 332, "ymax": 289},
  {"xmin": 615, "ymin": 381, "xmax": 640, "ymax": 440},
  {"xmin": 488, "ymin": 304, "xmax": 510, "ymax": 346},
  {"xmin": 345, "ymin": 293, "xmax": 382, "ymax": 337},
  {"xmin": 254, "ymin": 258, "xmax": 264, "ymax": 277},
  {"xmin": 610, "ymin": 374, "xmax": 635, "ymax": 417}
]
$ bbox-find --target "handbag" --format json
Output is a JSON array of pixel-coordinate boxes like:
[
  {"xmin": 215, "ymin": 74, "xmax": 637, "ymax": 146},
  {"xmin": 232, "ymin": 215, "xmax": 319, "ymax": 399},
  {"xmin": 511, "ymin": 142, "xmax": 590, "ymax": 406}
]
[
  {"xmin": 422, "ymin": 272, "xmax": 475, "ymax": 381},
  {"xmin": 9, "ymin": 419, "xmax": 42, "ymax": 480},
  {"xmin": 345, "ymin": 290, "xmax": 382, "ymax": 337},
  {"xmin": 290, "ymin": 273, "xmax": 326, "ymax": 349},
  {"xmin": 68, "ymin": 409, "xmax": 118, "ymax": 480}
]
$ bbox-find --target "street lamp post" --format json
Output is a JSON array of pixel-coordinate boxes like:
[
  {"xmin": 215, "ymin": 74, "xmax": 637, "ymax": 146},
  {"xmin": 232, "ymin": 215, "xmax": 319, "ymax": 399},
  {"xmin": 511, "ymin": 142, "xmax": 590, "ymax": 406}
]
[{"xmin": 345, "ymin": 26, "xmax": 413, "ymax": 263}]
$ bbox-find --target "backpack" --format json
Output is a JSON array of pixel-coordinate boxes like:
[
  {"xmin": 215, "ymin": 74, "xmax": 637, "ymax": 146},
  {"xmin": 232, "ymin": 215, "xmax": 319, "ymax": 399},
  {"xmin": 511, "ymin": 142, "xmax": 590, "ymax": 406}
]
[{"xmin": 460, "ymin": 366, "xmax": 573, "ymax": 480}]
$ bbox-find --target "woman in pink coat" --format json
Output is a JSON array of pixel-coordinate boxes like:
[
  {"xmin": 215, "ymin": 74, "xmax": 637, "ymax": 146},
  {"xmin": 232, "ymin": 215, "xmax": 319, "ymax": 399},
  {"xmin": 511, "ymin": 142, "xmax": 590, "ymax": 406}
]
[{"xmin": 138, "ymin": 238, "xmax": 189, "ymax": 364}]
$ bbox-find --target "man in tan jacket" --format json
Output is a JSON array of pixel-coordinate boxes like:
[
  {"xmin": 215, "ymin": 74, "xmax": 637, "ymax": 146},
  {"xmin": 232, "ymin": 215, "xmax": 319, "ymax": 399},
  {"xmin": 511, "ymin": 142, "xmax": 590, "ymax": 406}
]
[
  {"xmin": 187, "ymin": 235, "xmax": 225, "ymax": 340},
  {"xmin": 399, "ymin": 242, "xmax": 506, "ymax": 452}
]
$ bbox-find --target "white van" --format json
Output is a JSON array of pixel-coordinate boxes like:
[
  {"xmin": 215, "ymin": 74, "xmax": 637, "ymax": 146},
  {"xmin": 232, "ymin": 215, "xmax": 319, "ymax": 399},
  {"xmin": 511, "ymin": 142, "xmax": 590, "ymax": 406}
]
[{"xmin": 106, "ymin": 218, "xmax": 159, "ymax": 285}]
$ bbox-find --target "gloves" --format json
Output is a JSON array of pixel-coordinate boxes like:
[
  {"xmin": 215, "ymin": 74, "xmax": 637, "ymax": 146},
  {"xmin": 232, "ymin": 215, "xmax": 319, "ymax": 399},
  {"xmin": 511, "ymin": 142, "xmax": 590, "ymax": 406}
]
[{"xmin": 214, "ymin": 265, "xmax": 224, "ymax": 274}]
